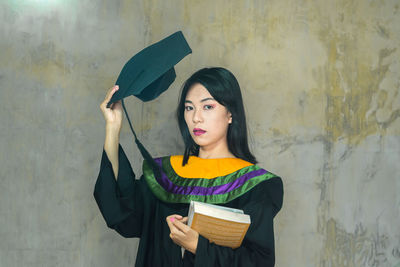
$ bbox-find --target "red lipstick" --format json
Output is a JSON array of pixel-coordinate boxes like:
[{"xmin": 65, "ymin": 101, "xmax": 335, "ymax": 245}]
[{"xmin": 193, "ymin": 128, "xmax": 206, "ymax": 136}]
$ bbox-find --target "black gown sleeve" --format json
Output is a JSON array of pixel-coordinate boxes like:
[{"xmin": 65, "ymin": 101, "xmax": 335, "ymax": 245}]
[
  {"xmin": 193, "ymin": 177, "xmax": 284, "ymax": 267},
  {"xmin": 93, "ymin": 144, "xmax": 149, "ymax": 238}
]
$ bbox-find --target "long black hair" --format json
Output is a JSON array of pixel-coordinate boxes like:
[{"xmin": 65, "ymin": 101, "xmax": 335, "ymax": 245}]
[{"xmin": 176, "ymin": 67, "xmax": 257, "ymax": 166}]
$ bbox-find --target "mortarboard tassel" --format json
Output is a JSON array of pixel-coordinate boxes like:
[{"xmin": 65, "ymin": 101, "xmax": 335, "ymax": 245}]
[{"xmin": 121, "ymin": 99, "xmax": 162, "ymax": 180}]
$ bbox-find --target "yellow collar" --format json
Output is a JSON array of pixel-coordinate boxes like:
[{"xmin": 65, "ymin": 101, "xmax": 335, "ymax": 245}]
[{"xmin": 170, "ymin": 155, "xmax": 254, "ymax": 179}]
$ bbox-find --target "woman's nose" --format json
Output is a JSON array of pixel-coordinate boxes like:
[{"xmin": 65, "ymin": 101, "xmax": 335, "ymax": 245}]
[{"xmin": 192, "ymin": 109, "xmax": 203, "ymax": 123}]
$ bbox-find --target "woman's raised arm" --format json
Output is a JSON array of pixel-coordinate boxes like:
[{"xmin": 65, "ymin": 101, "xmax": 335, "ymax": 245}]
[
  {"xmin": 95, "ymin": 86, "xmax": 150, "ymax": 238},
  {"xmin": 99, "ymin": 85, "xmax": 123, "ymax": 178}
]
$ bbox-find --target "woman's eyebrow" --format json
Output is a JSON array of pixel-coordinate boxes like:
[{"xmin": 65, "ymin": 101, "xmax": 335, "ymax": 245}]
[
  {"xmin": 201, "ymin": 97, "xmax": 215, "ymax": 102},
  {"xmin": 185, "ymin": 97, "xmax": 215, "ymax": 103}
]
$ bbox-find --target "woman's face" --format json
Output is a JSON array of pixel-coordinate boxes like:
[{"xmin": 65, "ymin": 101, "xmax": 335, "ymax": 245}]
[{"xmin": 184, "ymin": 83, "xmax": 232, "ymax": 150}]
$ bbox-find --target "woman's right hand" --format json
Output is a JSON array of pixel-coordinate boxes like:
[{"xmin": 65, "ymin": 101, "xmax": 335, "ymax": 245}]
[{"xmin": 100, "ymin": 85, "xmax": 123, "ymax": 134}]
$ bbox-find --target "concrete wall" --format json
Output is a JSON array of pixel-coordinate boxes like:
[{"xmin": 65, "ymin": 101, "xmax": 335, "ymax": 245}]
[{"xmin": 1, "ymin": 0, "xmax": 399, "ymax": 266}]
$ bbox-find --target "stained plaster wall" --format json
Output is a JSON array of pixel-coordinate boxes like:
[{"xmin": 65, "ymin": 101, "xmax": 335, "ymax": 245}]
[{"xmin": 0, "ymin": 0, "xmax": 399, "ymax": 266}]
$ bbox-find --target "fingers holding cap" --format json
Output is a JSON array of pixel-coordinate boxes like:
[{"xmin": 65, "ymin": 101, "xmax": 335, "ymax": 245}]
[{"xmin": 100, "ymin": 85, "xmax": 119, "ymax": 109}]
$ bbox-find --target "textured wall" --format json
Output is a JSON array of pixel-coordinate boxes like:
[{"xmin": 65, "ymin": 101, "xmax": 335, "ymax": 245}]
[{"xmin": 0, "ymin": 0, "xmax": 399, "ymax": 266}]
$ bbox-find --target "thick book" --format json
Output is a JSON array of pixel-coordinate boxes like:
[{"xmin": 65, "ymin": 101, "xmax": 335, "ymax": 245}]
[{"xmin": 187, "ymin": 200, "xmax": 251, "ymax": 249}]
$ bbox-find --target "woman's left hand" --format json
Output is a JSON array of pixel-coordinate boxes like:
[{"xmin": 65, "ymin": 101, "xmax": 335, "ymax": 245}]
[{"xmin": 166, "ymin": 214, "xmax": 199, "ymax": 254}]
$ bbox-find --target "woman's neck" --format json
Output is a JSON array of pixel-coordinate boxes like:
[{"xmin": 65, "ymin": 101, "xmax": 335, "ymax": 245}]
[{"xmin": 197, "ymin": 142, "xmax": 236, "ymax": 159}]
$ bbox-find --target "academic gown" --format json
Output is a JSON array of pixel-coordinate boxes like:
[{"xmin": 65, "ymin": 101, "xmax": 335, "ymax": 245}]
[{"xmin": 94, "ymin": 144, "xmax": 283, "ymax": 267}]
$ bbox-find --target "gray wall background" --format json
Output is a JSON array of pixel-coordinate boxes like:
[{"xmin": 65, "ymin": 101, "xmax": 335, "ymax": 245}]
[{"xmin": 1, "ymin": 0, "xmax": 399, "ymax": 266}]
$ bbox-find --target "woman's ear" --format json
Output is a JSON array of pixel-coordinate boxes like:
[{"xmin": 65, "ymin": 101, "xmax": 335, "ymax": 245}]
[{"xmin": 228, "ymin": 112, "xmax": 232, "ymax": 124}]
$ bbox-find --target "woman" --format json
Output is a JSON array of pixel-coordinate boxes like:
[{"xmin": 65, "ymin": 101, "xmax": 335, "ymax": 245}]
[{"xmin": 94, "ymin": 67, "xmax": 283, "ymax": 266}]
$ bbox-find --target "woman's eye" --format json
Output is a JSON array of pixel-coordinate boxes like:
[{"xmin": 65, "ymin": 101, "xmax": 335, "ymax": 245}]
[
  {"xmin": 185, "ymin": 106, "xmax": 193, "ymax": 111},
  {"xmin": 204, "ymin": 105, "xmax": 214, "ymax": 110}
]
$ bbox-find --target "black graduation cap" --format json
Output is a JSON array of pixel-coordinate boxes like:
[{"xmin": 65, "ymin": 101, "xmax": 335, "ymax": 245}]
[
  {"xmin": 108, "ymin": 31, "xmax": 191, "ymax": 176},
  {"xmin": 107, "ymin": 31, "xmax": 192, "ymax": 106}
]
